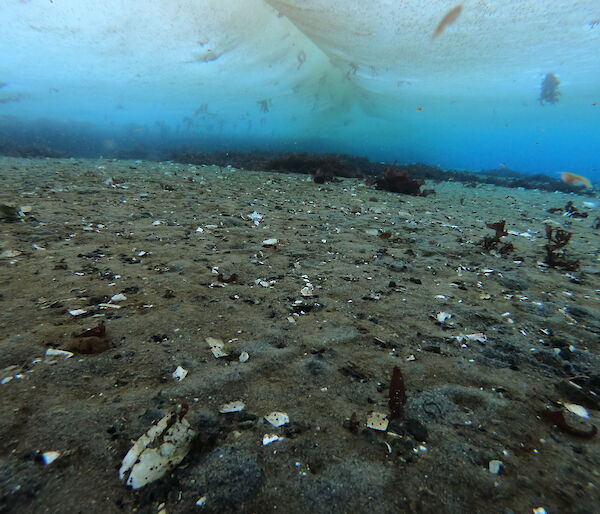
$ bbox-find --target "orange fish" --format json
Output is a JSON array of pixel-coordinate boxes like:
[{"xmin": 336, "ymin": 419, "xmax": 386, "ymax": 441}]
[
  {"xmin": 560, "ymin": 172, "xmax": 593, "ymax": 188},
  {"xmin": 432, "ymin": 5, "xmax": 463, "ymax": 39}
]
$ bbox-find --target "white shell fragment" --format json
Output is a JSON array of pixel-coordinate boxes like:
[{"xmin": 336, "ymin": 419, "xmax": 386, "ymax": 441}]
[
  {"xmin": 239, "ymin": 351, "xmax": 249, "ymax": 363},
  {"xmin": 366, "ymin": 412, "xmax": 389, "ymax": 431},
  {"xmin": 45, "ymin": 348, "xmax": 74, "ymax": 359},
  {"xmin": 172, "ymin": 366, "xmax": 188, "ymax": 382},
  {"xmin": 564, "ymin": 403, "xmax": 590, "ymax": 419},
  {"xmin": 488, "ymin": 460, "xmax": 503, "ymax": 474},
  {"xmin": 41, "ymin": 451, "xmax": 61, "ymax": 465},
  {"xmin": 263, "ymin": 434, "xmax": 284, "ymax": 445},
  {"xmin": 68, "ymin": 309, "xmax": 87, "ymax": 316},
  {"xmin": 119, "ymin": 405, "xmax": 196, "ymax": 489},
  {"xmin": 262, "ymin": 238, "xmax": 278, "ymax": 247},
  {"xmin": 249, "ymin": 211, "xmax": 263, "ymax": 225},
  {"xmin": 195, "ymin": 496, "xmax": 207, "ymax": 507},
  {"xmin": 1, "ymin": 249, "xmax": 21, "ymax": 258},
  {"xmin": 454, "ymin": 333, "xmax": 488, "ymax": 344},
  {"xmin": 219, "ymin": 401, "xmax": 245, "ymax": 413},
  {"xmin": 206, "ymin": 337, "xmax": 229, "ymax": 358},
  {"xmin": 110, "ymin": 293, "xmax": 127, "ymax": 302},
  {"xmin": 300, "ymin": 286, "xmax": 314, "ymax": 297},
  {"xmin": 264, "ymin": 411, "xmax": 289, "ymax": 427},
  {"xmin": 435, "ymin": 312, "xmax": 453, "ymax": 324}
]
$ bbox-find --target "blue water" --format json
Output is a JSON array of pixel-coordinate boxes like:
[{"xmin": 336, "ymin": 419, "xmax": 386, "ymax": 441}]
[{"xmin": 1, "ymin": 1, "xmax": 599, "ymax": 183}]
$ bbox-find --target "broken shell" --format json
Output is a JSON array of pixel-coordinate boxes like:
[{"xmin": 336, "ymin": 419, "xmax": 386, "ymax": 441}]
[
  {"xmin": 264, "ymin": 411, "xmax": 289, "ymax": 427},
  {"xmin": 172, "ymin": 366, "xmax": 188, "ymax": 381},
  {"xmin": 239, "ymin": 351, "xmax": 249, "ymax": 363},
  {"xmin": 110, "ymin": 293, "xmax": 127, "ymax": 302},
  {"xmin": 119, "ymin": 405, "xmax": 196, "ymax": 489},
  {"xmin": 1, "ymin": 249, "xmax": 21, "ymax": 258},
  {"xmin": 366, "ymin": 412, "xmax": 389, "ymax": 431},
  {"xmin": 262, "ymin": 434, "xmax": 284, "ymax": 445},
  {"xmin": 455, "ymin": 333, "xmax": 488, "ymax": 344},
  {"xmin": 564, "ymin": 403, "xmax": 589, "ymax": 419},
  {"xmin": 68, "ymin": 309, "xmax": 87, "ymax": 316},
  {"xmin": 300, "ymin": 286, "xmax": 314, "ymax": 297},
  {"xmin": 435, "ymin": 312, "xmax": 452, "ymax": 324},
  {"xmin": 262, "ymin": 238, "xmax": 278, "ymax": 247},
  {"xmin": 488, "ymin": 460, "xmax": 503, "ymax": 474},
  {"xmin": 45, "ymin": 348, "xmax": 74, "ymax": 359},
  {"xmin": 206, "ymin": 337, "xmax": 229, "ymax": 358},
  {"xmin": 220, "ymin": 401, "xmax": 245, "ymax": 413},
  {"xmin": 41, "ymin": 451, "xmax": 61, "ymax": 465}
]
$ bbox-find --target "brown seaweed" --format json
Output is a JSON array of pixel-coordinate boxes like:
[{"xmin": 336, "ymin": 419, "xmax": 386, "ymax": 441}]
[
  {"xmin": 480, "ymin": 220, "xmax": 514, "ymax": 255},
  {"xmin": 543, "ymin": 225, "xmax": 578, "ymax": 270},
  {"xmin": 539, "ymin": 73, "xmax": 561, "ymax": 105}
]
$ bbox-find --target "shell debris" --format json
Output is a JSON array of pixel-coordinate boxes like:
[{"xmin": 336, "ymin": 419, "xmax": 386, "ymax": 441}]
[
  {"xmin": 219, "ymin": 401, "xmax": 245, "ymax": 413},
  {"xmin": 264, "ymin": 411, "xmax": 289, "ymax": 427},
  {"xmin": 366, "ymin": 412, "xmax": 389, "ymax": 431}
]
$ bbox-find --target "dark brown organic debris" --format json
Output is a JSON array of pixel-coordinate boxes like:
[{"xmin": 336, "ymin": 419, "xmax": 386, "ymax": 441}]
[
  {"xmin": 389, "ymin": 366, "xmax": 406, "ymax": 419},
  {"xmin": 543, "ymin": 409, "xmax": 597, "ymax": 439}
]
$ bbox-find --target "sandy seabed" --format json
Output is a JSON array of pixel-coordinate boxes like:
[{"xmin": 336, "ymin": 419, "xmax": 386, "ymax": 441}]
[{"xmin": 1, "ymin": 156, "xmax": 599, "ymax": 514}]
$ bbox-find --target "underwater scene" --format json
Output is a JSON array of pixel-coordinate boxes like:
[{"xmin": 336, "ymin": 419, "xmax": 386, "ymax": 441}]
[{"xmin": 1, "ymin": 1, "xmax": 599, "ymax": 513}]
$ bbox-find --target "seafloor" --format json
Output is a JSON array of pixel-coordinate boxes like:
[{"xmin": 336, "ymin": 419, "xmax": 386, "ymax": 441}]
[{"xmin": 1, "ymin": 157, "xmax": 599, "ymax": 514}]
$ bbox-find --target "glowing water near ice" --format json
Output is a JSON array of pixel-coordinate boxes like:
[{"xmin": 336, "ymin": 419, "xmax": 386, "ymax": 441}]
[{"xmin": 1, "ymin": 0, "xmax": 599, "ymax": 178}]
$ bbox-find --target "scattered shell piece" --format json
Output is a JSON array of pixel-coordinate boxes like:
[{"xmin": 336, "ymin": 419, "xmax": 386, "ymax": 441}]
[
  {"xmin": 262, "ymin": 238, "xmax": 278, "ymax": 247},
  {"xmin": 110, "ymin": 293, "xmax": 127, "ymax": 302},
  {"xmin": 195, "ymin": 496, "xmax": 207, "ymax": 507},
  {"xmin": 239, "ymin": 351, "xmax": 249, "ymax": 363},
  {"xmin": 263, "ymin": 434, "xmax": 284, "ymax": 445},
  {"xmin": 488, "ymin": 460, "xmax": 503, "ymax": 474},
  {"xmin": 41, "ymin": 451, "xmax": 61, "ymax": 465},
  {"xmin": 119, "ymin": 405, "xmax": 196, "ymax": 489},
  {"xmin": 206, "ymin": 337, "xmax": 229, "ymax": 358},
  {"xmin": 68, "ymin": 309, "xmax": 87, "ymax": 316},
  {"xmin": 220, "ymin": 401, "xmax": 245, "ymax": 413},
  {"xmin": 455, "ymin": 333, "xmax": 488, "ymax": 343},
  {"xmin": 249, "ymin": 211, "xmax": 263, "ymax": 225},
  {"xmin": 564, "ymin": 403, "xmax": 589, "ymax": 419},
  {"xmin": 45, "ymin": 348, "xmax": 74, "ymax": 359},
  {"xmin": 172, "ymin": 366, "xmax": 188, "ymax": 382},
  {"xmin": 435, "ymin": 312, "xmax": 453, "ymax": 324},
  {"xmin": 265, "ymin": 411, "xmax": 289, "ymax": 427},
  {"xmin": 533, "ymin": 508, "xmax": 547, "ymax": 514},
  {"xmin": 1, "ymin": 249, "xmax": 21, "ymax": 259},
  {"xmin": 300, "ymin": 286, "xmax": 314, "ymax": 297},
  {"xmin": 97, "ymin": 303, "xmax": 121, "ymax": 309},
  {"xmin": 19, "ymin": 205, "xmax": 33, "ymax": 214},
  {"xmin": 366, "ymin": 412, "xmax": 389, "ymax": 431}
]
